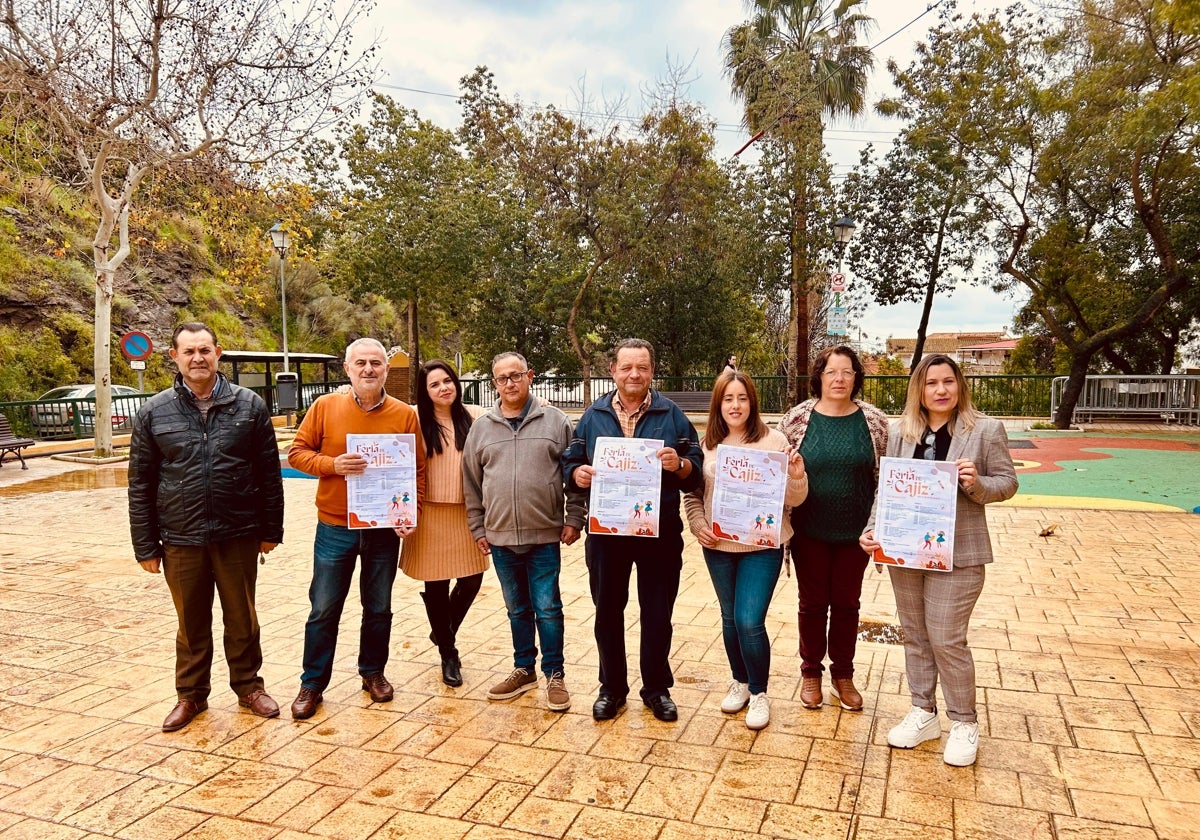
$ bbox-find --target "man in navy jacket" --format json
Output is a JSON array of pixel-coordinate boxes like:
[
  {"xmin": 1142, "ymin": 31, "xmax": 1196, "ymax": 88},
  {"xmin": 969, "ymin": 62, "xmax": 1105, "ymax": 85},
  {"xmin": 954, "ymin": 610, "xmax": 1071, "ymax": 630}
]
[{"xmin": 562, "ymin": 338, "xmax": 702, "ymax": 722}]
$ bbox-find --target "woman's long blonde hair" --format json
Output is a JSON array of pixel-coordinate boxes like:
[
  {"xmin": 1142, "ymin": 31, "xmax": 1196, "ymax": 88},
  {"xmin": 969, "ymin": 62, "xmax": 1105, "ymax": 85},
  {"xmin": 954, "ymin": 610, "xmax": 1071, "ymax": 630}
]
[{"xmin": 899, "ymin": 354, "xmax": 984, "ymax": 442}]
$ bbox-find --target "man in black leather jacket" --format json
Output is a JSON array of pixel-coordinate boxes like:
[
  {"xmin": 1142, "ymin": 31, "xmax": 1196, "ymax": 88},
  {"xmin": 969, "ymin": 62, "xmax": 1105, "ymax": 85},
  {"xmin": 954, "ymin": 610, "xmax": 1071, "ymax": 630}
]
[{"xmin": 128, "ymin": 322, "xmax": 285, "ymax": 732}]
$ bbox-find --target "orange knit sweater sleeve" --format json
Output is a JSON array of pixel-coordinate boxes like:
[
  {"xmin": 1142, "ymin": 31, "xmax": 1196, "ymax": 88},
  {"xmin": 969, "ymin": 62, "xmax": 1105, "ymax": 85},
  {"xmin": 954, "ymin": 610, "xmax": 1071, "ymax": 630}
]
[{"xmin": 288, "ymin": 392, "xmax": 426, "ymax": 526}]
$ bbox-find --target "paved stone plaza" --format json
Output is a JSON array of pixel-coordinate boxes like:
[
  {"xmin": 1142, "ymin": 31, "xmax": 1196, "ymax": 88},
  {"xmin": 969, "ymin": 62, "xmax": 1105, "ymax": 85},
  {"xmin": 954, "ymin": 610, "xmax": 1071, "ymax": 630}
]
[{"xmin": 0, "ymin": 454, "xmax": 1197, "ymax": 839}]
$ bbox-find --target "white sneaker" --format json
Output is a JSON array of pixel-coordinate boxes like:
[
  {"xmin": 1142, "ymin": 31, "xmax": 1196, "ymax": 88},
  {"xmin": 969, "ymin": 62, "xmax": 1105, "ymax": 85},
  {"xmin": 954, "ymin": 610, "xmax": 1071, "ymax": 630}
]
[
  {"xmin": 887, "ymin": 705, "xmax": 941, "ymax": 748},
  {"xmin": 720, "ymin": 680, "xmax": 750, "ymax": 713},
  {"xmin": 745, "ymin": 692, "xmax": 770, "ymax": 730},
  {"xmin": 943, "ymin": 720, "xmax": 979, "ymax": 766}
]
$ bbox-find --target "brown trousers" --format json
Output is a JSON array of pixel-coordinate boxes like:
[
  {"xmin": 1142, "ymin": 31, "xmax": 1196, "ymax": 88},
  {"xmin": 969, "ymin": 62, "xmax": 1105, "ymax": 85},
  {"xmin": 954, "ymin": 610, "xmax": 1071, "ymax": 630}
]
[{"xmin": 162, "ymin": 535, "xmax": 264, "ymax": 701}]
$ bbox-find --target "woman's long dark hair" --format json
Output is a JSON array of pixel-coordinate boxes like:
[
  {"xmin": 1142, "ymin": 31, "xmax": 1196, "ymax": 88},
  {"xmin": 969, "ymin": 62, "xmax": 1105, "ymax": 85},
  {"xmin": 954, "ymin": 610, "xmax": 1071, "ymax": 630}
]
[
  {"xmin": 416, "ymin": 359, "xmax": 473, "ymax": 456},
  {"xmin": 703, "ymin": 371, "xmax": 769, "ymax": 448}
]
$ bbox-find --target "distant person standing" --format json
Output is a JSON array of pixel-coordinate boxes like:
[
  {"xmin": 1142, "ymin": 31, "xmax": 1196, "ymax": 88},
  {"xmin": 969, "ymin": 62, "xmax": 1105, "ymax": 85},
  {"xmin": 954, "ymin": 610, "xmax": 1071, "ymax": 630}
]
[
  {"xmin": 128, "ymin": 322, "xmax": 284, "ymax": 732},
  {"xmin": 722, "ymin": 354, "xmax": 738, "ymax": 375},
  {"xmin": 462, "ymin": 352, "xmax": 585, "ymax": 712},
  {"xmin": 401, "ymin": 360, "xmax": 487, "ymax": 688},
  {"xmin": 287, "ymin": 338, "xmax": 426, "ymax": 720},
  {"xmin": 563, "ymin": 338, "xmax": 703, "ymax": 723}
]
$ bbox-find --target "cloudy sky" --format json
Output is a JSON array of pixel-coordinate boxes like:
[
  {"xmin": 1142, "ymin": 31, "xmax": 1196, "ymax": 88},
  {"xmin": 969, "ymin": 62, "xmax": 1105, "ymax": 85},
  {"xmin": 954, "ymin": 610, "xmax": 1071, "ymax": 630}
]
[{"xmin": 357, "ymin": 0, "xmax": 1030, "ymax": 349}]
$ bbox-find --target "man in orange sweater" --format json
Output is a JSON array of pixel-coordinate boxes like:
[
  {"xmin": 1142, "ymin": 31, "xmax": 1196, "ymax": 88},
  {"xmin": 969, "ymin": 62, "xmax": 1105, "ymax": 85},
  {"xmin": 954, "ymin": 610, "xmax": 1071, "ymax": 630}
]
[{"xmin": 287, "ymin": 338, "xmax": 426, "ymax": 719}]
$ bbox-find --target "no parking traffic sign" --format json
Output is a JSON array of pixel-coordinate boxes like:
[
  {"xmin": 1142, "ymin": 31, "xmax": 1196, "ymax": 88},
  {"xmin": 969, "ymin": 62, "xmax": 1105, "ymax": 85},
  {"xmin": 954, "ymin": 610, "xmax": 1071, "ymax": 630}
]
[{"xmin": 119, "ymin": 331, "xmax": 153, "ymax": 362}]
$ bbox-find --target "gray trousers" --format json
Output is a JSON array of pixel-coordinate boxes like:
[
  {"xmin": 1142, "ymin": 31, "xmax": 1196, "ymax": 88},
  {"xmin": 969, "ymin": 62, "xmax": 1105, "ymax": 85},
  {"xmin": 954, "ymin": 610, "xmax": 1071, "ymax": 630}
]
[{"xmin": 888, "ymin": 564, "xmax": 985, "ymax": 723}]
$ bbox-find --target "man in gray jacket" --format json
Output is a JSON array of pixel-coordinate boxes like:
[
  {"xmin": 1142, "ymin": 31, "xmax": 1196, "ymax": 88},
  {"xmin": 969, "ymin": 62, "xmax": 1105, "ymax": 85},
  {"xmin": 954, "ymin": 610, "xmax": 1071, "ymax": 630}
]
[{"xmin": 463, "ymin": 351, "xmax": 586, "ymax": 712}]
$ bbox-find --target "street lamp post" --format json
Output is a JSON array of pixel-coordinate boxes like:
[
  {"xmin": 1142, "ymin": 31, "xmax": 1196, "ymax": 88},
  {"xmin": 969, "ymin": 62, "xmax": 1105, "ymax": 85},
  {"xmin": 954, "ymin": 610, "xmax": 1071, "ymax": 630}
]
[
  {"xmin": 832, "ymin": 215, "xmax": 856, "ymax": 274},
  {"xmin": 827, "ymin": 216, "xmax": 856, "ymax": 342},
  {"xmin": 268, "ymin": 223, "xmax": 290, "ymax": 373}
]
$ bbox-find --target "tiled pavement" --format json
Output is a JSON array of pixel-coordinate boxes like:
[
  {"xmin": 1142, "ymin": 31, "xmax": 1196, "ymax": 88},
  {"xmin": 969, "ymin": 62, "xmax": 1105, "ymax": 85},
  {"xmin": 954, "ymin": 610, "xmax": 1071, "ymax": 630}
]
[{"xmin": 0, "ymin": 458, "xmax": 1198, "ymax": 839}]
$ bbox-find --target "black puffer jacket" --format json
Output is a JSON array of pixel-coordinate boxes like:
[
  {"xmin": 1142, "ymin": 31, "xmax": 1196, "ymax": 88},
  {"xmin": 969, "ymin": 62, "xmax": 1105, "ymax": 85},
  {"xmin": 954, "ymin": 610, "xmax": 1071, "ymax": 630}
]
[{"xmin": 128, "ymin": 373, "xmax": 284, "ymax": 561}]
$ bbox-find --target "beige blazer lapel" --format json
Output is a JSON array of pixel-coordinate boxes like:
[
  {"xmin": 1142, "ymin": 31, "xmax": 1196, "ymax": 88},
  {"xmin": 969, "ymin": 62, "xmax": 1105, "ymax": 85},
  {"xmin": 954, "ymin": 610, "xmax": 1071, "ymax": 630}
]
[{"xmin": 945, "ymin": 416, "xmax": 972, "ymax": 462}]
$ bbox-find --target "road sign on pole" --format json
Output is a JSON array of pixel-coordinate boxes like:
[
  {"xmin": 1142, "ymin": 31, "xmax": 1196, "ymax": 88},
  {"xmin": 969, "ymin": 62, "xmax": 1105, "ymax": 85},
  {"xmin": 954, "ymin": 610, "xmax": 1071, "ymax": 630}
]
[{"xmin": 119, "ymin": 331, "xmax": 153, "ymax": 362}]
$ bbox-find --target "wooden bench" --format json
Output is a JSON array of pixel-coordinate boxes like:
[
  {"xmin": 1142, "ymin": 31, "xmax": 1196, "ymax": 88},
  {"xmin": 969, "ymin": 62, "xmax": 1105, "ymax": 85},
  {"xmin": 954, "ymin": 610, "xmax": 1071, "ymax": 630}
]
[
  {"xmin": 0, "ymin": 412, "xmax": 34, "ymax": 469},
  {"xmin": 659, "ymin": 391, "xmax": 712, "ymax": 412}
]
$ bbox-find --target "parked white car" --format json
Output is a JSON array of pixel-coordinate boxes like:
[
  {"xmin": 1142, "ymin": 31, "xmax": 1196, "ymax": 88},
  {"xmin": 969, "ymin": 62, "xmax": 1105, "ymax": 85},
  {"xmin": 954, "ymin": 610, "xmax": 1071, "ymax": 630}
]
[{"xmin": 33, "ymin": 384, "xmax": 146, "ymax": 439}]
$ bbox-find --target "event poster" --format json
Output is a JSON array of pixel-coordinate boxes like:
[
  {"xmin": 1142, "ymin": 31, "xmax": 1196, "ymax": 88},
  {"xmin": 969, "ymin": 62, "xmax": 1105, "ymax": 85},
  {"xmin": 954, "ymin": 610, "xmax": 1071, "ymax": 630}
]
[
  {"xmin": 345, "ymin": 433, "xmax": 418, "ymax": 530},
  {"xmin": 710, "ymin": 445, "xmax": 788, "ymax": 547},
  {"xmin": 588, "ymin": 436, "xmax": 664, "ymax": 537},
  {"xmin": 871, "ymin": 456, "xmax": 958, "ymax": 571}
]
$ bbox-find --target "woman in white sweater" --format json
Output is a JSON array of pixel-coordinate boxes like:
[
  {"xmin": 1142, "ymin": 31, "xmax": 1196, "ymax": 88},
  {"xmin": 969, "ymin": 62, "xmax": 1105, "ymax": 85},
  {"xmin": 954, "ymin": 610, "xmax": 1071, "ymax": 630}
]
[{"xmin": 685, "ymin": 372, "xmax": 807, "ymax": 730}]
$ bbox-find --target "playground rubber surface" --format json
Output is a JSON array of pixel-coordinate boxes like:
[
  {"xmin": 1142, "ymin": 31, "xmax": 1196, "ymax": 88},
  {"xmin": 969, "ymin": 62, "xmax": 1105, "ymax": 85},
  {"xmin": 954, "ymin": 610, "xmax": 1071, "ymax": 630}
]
[{"xmin": 1006, "ymin": 431, "xmax": 1200, "ymax": 513}]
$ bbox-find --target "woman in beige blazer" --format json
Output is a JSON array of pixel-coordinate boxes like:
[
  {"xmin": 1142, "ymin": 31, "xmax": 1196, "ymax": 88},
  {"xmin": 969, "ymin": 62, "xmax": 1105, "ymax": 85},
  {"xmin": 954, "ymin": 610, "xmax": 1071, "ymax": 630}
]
[{"xmin": 860, "ymin": 354, "xmax": 1017, "ymax": 767}]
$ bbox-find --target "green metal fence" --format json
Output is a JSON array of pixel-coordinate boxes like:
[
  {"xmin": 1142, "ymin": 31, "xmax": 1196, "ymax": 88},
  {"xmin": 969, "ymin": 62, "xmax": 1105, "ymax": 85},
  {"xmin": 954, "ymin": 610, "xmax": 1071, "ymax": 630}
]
[
  {"xmin": 460, "ymin": 374, "xmax": 1055, "ymax": 416},
  {"xmin": 0, "ymin": 374, "xmax": 1053, "ymax": 442},
  {"xmin": 0, "ymin": 394, "xmax": 149, "ymax": 441}
]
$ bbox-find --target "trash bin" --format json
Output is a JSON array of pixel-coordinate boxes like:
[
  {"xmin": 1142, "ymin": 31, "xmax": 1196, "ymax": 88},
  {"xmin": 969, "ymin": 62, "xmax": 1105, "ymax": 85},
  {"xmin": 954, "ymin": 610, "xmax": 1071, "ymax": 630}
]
[{"xmin": 276, "ymin": 372, "xmax": 299, "ymax": 412}]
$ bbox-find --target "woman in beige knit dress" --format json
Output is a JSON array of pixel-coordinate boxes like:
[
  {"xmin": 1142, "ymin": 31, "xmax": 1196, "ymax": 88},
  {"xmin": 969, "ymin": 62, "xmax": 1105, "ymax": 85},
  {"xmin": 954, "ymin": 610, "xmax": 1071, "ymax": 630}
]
[{"xmin": 401, "ymin": 360, "xmax": 488, "ymax": 687}]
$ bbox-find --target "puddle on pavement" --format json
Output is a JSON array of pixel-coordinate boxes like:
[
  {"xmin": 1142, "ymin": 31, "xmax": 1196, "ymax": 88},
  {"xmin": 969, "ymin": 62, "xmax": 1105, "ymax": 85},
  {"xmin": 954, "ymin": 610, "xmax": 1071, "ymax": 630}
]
[
  {"xmin": 858, "ymin": 619, "xmax": 904, "ymax": 645},
  {"xmin": 0, "ymin": 469, "xmax": 128, "ymax": 497}
]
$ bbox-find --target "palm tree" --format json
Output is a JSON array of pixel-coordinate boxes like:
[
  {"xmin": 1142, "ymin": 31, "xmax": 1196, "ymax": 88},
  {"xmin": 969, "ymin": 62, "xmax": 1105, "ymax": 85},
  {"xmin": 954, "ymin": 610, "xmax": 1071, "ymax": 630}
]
[{"xmin": 724, "ymin": 0, "xmax": 874, "ymax": 401}]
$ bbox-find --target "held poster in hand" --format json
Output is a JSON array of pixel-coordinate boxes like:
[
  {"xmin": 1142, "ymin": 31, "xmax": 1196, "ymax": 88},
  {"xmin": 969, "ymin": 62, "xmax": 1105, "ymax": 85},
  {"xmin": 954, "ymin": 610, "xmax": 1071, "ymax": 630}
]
[
  {"xmin": 871, "ymin": 456, "xmax": 958, "ymax": 571},
  {"xmin": 588, "ymin": 436, "xmax": 664, "ymax": 537},
  {"xmin": 710, "ymin": 445, "xmax": 788, "ymax": 547},
  {"xmin": 345, "ymin": 433, "xmax": 418, "ymax": 530}
]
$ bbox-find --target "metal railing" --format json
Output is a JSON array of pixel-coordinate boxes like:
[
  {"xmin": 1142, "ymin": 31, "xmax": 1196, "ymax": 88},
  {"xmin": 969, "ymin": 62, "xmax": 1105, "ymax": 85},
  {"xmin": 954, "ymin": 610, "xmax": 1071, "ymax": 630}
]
[
  {"xmin": 0, "ymin": 374, "xmax": 1061, "ymax": 440},
  {"xmin": 0, "ymin": 394, "xmax": 150, "ymax": 441},
  {"xmin": 1051, "ymin": 375, "xmax": 1200, "ymax": 425},
  {"xmin": 461, "ymin": 374, "xmax": 1056, "ymax": 417}
]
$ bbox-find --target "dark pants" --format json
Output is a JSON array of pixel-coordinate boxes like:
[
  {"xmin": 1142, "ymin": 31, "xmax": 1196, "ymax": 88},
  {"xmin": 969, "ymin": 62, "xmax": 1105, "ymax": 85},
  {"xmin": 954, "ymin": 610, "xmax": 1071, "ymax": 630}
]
[
  {"xmin": 586, "ymin": 533, "xmax": 682, "ymax": 701},
  {"xmin": 300, "ymin": 522, "xmax": 400, "ymax": 692},
  {"xmin": 162, "ymin": 535, "xmax": 264, "ymax": 702},
  {"xmin": 791, "ymin": 532, "xmax": 870, "ymax": 679}
]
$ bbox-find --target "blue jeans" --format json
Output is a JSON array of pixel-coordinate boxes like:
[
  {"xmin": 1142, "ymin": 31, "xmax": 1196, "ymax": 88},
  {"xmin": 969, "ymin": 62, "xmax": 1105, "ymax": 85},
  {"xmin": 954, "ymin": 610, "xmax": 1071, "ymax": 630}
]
[
  {"xmin": 702, "ymin": 547, "xmax": 783, "ymax": 695},
  {"xmin": 300, "ymin": 522, "xmax": 400, "ymax": 691},
  {"xmin": 490, "ymin": 543, "xmax": 565, "ymax": 677}
]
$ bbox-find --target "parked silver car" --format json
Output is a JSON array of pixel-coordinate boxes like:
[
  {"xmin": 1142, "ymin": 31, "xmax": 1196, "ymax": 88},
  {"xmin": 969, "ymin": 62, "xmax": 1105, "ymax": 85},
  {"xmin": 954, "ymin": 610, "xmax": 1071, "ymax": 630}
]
[{"xmin": 32, "ymin": 384, "xmax": 146, "ymax": 439}]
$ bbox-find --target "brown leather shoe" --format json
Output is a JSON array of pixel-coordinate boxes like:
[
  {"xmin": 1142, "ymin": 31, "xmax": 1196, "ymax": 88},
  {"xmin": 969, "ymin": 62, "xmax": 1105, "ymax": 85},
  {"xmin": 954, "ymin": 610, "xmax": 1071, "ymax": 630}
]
[
  {"xmin": 291, "ymin": 687, "xmax": 323, "ymax": 720},
  {"xmin": 362, "ymin": 672, "xmax": 394, "ymax": 703},
  {"xmin": 238, "ymin": 689, "xmax": 280, "ymax": 718},
  {"xmin": 800, "ymin": 676, "xmax": 824, "ymax": 710},
  {"xmin": 830, "ymin": 677, "xmax": 864, "ymax": 711},
  {"xmin": 162, "ymin": 698, "xmax": 207, "ymax": 732}
]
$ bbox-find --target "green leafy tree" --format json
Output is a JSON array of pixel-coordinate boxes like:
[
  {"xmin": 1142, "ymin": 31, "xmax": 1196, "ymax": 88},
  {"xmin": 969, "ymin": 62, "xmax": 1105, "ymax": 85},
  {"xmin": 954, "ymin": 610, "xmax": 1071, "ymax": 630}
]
[
  {"xmin": 321, "ymin": 94, "xmax": 478, "ymax": 397},
  {"xmin": 844, "ymin": 135, "xmax": 987, "ymax": 372},
  {"xmin": 724, "ymin": 0, "xmax": 874, "ymax": 401},
  {"xmin": 460, "ymin": 70, "xmax": 743, "ymax": 402},
  {"xmin": 886, "ymin": 1, "xmax": 1198, "ymax": 426}
]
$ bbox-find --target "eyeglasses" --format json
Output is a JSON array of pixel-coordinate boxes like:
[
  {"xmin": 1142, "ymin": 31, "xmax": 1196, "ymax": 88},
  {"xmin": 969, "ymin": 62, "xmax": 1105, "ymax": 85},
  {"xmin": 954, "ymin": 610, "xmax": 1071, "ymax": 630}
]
[
  {"xmin": 923, "ymin": 432, "xmax": 937, "ymax": 461},
  {"xmin": 821, "ymin": 369, "xmax": 855, "ymax": 380},
  {"xmin": 493, "ymin": 371, "xmax": 529, "ymax": 386}
]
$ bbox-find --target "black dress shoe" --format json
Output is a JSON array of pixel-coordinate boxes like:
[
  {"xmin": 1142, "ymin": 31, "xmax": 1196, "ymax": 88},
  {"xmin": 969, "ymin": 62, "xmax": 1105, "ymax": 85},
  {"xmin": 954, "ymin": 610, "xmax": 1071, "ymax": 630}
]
[
  {"xmin": 441, "ymin": 654, "xmax": 463, "ymax": 687},
  {"xmin": 592, "ymin": 694, "xmax": 626, "ymax": 721},
  {"xmin": 645, "ymin": 694, "xmax": 678, "ymax": 722}
]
